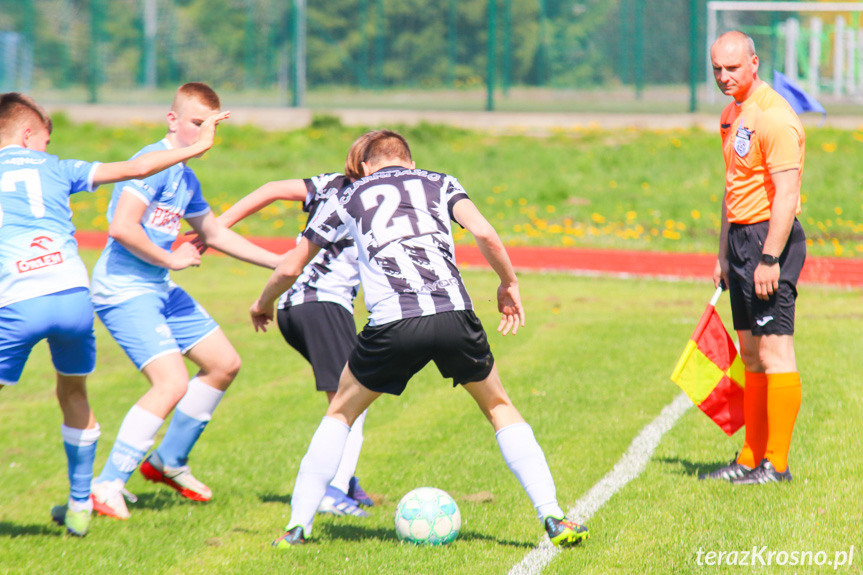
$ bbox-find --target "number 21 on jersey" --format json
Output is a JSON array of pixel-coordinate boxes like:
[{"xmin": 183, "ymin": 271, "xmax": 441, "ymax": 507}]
[{"xmin": 360, "ymin": 179, "xmax": 437, "ymax": 246}]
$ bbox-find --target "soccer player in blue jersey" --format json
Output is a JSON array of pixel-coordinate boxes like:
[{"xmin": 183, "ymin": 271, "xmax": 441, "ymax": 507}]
[
  {"xmin": 88, "ymin": 83, "xmax": 283, "ymax": 520},
  {"xmin": 0, "ymin": 92, "xmax": 229, "ymax": 537},
  {"xmin": 251, "ymin": 130, "xmax": 589, "ymax": 548},
  {"xmin": 207, "ymin": 133, "xmax": 375, "ymax": 517}
]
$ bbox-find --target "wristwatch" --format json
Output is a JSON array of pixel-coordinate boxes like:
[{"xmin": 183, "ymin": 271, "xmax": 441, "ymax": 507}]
[{"xmin": 760, "ymin": 253, "xmax": 780, "ymax": 265}]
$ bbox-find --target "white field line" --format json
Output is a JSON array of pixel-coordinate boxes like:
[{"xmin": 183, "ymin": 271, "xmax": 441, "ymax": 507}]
[{"xmin": 508, "ymin": 391, "xmax": 693, "ymax": 575}]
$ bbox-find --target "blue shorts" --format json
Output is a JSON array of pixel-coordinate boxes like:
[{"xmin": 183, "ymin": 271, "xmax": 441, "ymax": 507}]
[
  {"xmin": 0, "ymin": 287, "xmax": 96, "ymax": 385},
  {"xmin": 96, "ymin": 287, "xmax": 219, "ymax": 370}
]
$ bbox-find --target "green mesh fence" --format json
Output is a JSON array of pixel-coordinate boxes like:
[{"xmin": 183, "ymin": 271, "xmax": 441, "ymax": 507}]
[{"xmin": 0, "ymin": 0, "xmax": 859, "ymax": 113}]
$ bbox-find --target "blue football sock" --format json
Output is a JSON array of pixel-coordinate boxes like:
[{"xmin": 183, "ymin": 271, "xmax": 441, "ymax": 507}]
[
  {"xmin": 96, "ymin": 405, "xmax": 164, "ymax": 485},
  {"xmin": 98, "ymin": 440, "xmax": 148, "ymax": 485},
  {"xmin": 155, "ymin": 409, "xmax": 208, "ymax": 468},
  {"xmin": 61, "ymin": 424, "xmax": 100, "ymax": 503},
  {"xmin": 155, "ymin": 378, "xmax": 224, "ymax": 468}
]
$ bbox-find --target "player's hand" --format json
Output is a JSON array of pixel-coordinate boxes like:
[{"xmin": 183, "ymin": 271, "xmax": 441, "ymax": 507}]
[
  {"xmin": 250, "ymin": 299, "xmax": 274, "ymax": 332},
  {"xmin": 184, "ymin": 229, "xmax": 208, "ymax": 254},
  {"xmin": 167, "ymin": 241, "xmax": 202, "ymax": 270},
  {"xmin": 713, "ymin": 258, "xmax": 729, "ymax": 289},
  {"xmin": 194, "ymin": 110, "xmax": 231, "ymax": 152},
  {"xmin": 753, "ymin": 262, "xmax": 780, "ymax": 301},
  {"xmin": 496, "ymin": 283, "xmax": 525, "ymax": 336}
]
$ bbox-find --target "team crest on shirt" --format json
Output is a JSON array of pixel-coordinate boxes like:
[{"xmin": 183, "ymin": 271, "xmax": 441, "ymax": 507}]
[{"xmin": 734, "ymin": 124, "xmax": 753, "ymax": 157}]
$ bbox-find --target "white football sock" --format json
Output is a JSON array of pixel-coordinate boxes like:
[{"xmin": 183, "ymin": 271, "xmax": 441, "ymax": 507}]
[
  {"xmin": 175, "ymin": 377, "xmax": 225, "ymax": 421},
  {"xmin": 288, "ymin": 417, "xmax": 350, "ymax": 535},
  {"xmin": 117, "ymin": 404, "xmax": 164, "ymax": 452},
  {"xmin": 496, "ymin": 422, "xmax": 564, "ymax": 520},
  {"xmin": 330, "ymin": 410, "xmax": 367, "ymax": 494}
]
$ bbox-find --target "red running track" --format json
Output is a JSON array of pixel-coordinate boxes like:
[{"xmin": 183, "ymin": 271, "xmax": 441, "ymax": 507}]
[{"xmin": 74, "ymin": 231, "xmax": 863, "ymax": 288}]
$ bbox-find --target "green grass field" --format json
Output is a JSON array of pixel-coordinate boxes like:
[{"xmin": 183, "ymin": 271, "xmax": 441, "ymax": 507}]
[
  {"xmin": 46, "ymin": 114, "xmax": 863, "ymax": 258},
  {"xmin": 1, "ymin": 252, "xmax": 861, "ymax": 574}
]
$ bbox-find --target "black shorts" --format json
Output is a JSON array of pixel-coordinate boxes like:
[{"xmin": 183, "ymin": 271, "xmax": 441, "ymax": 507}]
[
  {"xmin": 727, "ymin": 219, "xmax": 806, "ymax": 336},
  {"xmin": 277, "ymin": 302, "xmax": 358, "ymax": 392},
  {"xmin": 348, "ymin": 310, "xmax": 495, "ymax": 396}
]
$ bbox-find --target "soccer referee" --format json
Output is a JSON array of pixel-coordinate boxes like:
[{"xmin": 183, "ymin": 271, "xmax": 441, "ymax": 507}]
[{"xmin": 701, "ymin": 31, "xmax": 806, "ymax": 485}]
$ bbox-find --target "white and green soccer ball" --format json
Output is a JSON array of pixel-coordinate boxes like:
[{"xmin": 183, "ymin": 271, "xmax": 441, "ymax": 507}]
[{"xmin": 394, "ymin": 487, "xmax": 461, "ymax": 545}]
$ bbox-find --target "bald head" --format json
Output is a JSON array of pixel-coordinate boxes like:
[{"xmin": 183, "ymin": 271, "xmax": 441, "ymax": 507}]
[
  {"xmin": 714, "ymin": 31, "xmax": 756, "ymax": 58},
  {"xmin": 711, "ymin": 31, "xmax": 760, "ymax": 103}
]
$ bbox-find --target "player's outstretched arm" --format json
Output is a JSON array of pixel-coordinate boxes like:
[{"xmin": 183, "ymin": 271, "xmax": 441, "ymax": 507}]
[
  {"xmin": 452, "ymin": 198, "xmax": 525, "ymax": 335},
  {"xmin": 218, "ymin": 180, "xmax": 307, "ymax": 228},
  {"xmin": 186, "ymin": 211, "xmax": 283, "ymax": 269},
  {"xmin": 92, "ymin": 111, "xmax": 230, "ymax": 187},
  {"xmin": 250, "ymin": 237, "xmax": 321, "ymax": 332},
  {"xmin": 109, "ymin": 192, "xmax": 201, "ymax": 270},
  {"xmin": 191, "ymin": 179, "xmax": 307, "ymax": 253}
]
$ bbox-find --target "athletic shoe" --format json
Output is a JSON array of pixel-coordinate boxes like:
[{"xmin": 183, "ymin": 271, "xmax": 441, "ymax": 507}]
[
  {"xmin": 731, "ymin": 459, "xmax": 792, "ymax": 485},
  {"xmin": 347, "ymin": 476, "xmax": 374, "ymax": 507},
  {"xmin": 140, "ymin": 452, "xmax": 212, "ymax": 502},
  {"xmin": 50, "ymin": 504, "xmax": 91, "ymax": 537},
  {"xmin": 698, "ymin": 457, "xmax": 752, "ymax": 481},
  {"xmin": 544, "ymin": 515, "xmax": 589, "ymax": 547},
  {"xmin": 91, "ymin": 479, "xmax": 136, "ymax": 520},
  {"xmin": 272, "ymin": 525, "xmax": 306, "ymax": 548},
  {"xmin": 317, "ymin": 485, "xmax": 368, "ymax": 517}
]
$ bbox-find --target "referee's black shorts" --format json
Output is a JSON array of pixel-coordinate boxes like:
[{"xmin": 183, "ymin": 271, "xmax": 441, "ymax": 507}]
[
  {"xmin": 348, "ymin": 310, "xmax": 495, "ymax": 396},
  {"xmin": 727, "ymin": 218, "xmax": 806, "ymax": 336},
  {"xmin": 277, "ymin": 301, "xmax": 358, "ymax": 392}
]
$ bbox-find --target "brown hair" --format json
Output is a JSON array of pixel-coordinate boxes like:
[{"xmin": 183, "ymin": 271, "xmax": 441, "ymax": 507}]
[
  {"xmin": 171, "ymin": 82, "xmax": 220, "ymax": 113},
  {"xmin": 362, "ymin": 129, "xmax": 412, "ymax": 166},
  {"xmin": 344, "ymin": 131, "xmax": 379, "ymax": 180},
  {"xmin": 0, "ymin": 92, "xmax": 52, "ymax": 140}
]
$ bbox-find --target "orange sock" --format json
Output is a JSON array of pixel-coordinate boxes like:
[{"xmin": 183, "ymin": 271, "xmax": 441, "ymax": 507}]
[
  {"xmin": 737, "ymin": 372, "xmax": 768, "ymax": 468},
  {"xmin": 764, "ymin": 372, "xmax": 802, "ymax": 473}
]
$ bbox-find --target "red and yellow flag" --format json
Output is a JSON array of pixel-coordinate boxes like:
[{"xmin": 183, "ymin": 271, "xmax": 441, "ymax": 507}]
[{"xmin": 671, "ymin": 287, "xmax": 745, "ymax": 435}]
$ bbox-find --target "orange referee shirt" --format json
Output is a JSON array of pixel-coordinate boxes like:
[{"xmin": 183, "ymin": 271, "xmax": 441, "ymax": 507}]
[{"xmin": 720, "ymin": 82, "xmax": 805, "ymax": 224}]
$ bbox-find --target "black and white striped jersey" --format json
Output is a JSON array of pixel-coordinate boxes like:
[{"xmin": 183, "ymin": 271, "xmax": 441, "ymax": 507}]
[
  {"xmin": 278, "ymin": 173, "xmax": 360, "ymax": 313},
  {"xmin": 303, "ymin": 166, "xmax": 472, "ymax": 326}
]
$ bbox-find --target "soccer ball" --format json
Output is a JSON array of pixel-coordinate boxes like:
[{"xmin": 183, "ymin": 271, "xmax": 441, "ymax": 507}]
[{"xmin": 394, "ymin": 487, "xmax": 461, "ymax": 545}]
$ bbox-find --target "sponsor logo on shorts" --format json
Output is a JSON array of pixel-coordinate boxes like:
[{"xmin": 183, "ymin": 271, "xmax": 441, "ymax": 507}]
[
  {"xmin": 403, "ymin": 277, "xmax": 461, "ymax": 294},
  {"xmin": 756, "ymin": 316, "xmax": 774, "ymax": 327},
  {"xmin": 155, "ymin": 323, "xmax": 173, "ymax": 342},
  {"xmin": 16, "ymin": 251, "xmax": 63, "ymax": 273}
]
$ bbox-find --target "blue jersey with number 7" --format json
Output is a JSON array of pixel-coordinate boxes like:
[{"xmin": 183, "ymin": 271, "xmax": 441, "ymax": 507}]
[{"xmin": 0, "ymin": 145, "xmax": 99, "ymax": 308}]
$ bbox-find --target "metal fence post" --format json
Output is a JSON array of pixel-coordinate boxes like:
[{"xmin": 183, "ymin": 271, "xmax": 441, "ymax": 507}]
[
  {"xmin": 502, "ymin": 0, "xmax": 511, "ymax": 95},
  {"xmin": 487, "ymin": 0, "xmax": 496, "ymax": 111},
  {"xmin": 88, "ymin": 0, "xmax": 104, "ymax": 103},
  {"xmin": 292, "ymin": 0, "xmax": 306, "ymax": 107},
  {"xmin": 689, "ymin": 0, "xmax": 699, "ymax": 112},
  {"xmin": 448, "ymin": 0, "xmax": 457, "ymax": 87},
  {"xmin": 634, "ymin": 0, "xmax": 644, "ymax": 100}
]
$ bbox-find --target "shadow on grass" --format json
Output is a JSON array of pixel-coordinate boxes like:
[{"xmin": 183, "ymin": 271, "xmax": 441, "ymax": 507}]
[
  {"xmin": 132, "ymin": 489, "xmax": 199, "ymax": 511},
  {"xmin": 317, "ymin": 523, "xmax": 534, "ymax": 548},
  {"xmin": 0, "ymin": 522, "xmax": 58, "ymax": 538},
  {"xmin": 657, "ymin": 456, "xmax": 732, "ymax": 477},
  {"xmin": 259, "ymin": 492, "xmax": 292, "ymax": 505}
]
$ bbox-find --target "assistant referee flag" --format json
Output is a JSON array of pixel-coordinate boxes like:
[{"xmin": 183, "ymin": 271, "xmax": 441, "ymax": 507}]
[{"xmin": 671, "ymin": 287, "xmax": 744, "ymax": 436}]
